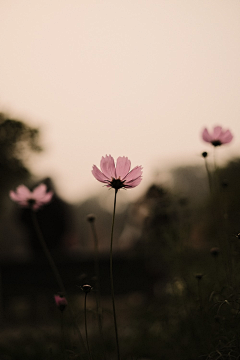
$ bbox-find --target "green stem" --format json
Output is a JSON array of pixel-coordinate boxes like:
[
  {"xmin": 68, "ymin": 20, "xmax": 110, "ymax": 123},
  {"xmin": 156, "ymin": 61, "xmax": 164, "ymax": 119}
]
[
  {"xmin": 110, "ymin": 190, "xmax": 121, "ymax": 360},
  {"xmin": 84, "ymin": 292, "xmax": 92, "ymax": 360}
]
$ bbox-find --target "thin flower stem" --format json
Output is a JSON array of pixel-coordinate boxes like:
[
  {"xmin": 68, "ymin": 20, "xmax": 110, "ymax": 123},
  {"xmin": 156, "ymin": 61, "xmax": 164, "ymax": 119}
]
[
  {"xmin": 214, "ymin": 257, "xmax": 219, "ymax": 288},
  {"xmin": 215, "ymin": 151, "xmax": 234, "ymax": 289},
  {"xmin": 31, "ymin": 210, "xmax": 66, "ymax": 294},
  {"xmin": 204, "ymin": 157, "xmax": 212, "ymax": 194},
  {"xmin": 31, "ymin": 210, "xmax": 87, "ymax": 358},
  {"xmin": 197, "ymin": 278, "xmax": 203, "ymax": 311},
  {"xmin": 90, "ymin": 221, "xmax": 102, "ymax": 320},
  {"xmin": 212, "ymin": 149, "xmax": 233, "ymax": 287},
  {"xmin": 213, "ymin": 146, "xmax": 217, "ymax": 173},
  {"xmin": 89, "ymin": 220, "xmax": 107, "ymax": 360},
  {"xmin": 84, "ymin": 292, "xmax": 93, "ymax": 360},
  {"xmin": 61, "ymin": 312, "xmax": 66, "ymax": 360},
  {"xmin": 110, "ymin": 189, "xmax": 121, "ymax": 360},
  {"xmin": 203, "ymin": 153, "xmax": 231, "ymax": 284},
  {"xmin": 213, "ymin": 147, "xmax": 220, "ymax": 193}
]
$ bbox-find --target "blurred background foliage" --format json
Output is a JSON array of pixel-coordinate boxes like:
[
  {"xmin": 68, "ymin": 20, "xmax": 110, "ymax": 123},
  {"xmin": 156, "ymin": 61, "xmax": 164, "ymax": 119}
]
[
  {"xmin": 0, "ymin": 113, "xmax": 42, "ymax": 212},
  {"xmin": 1, "ymin": 114, "xmax": 240, "ymax": 359}
]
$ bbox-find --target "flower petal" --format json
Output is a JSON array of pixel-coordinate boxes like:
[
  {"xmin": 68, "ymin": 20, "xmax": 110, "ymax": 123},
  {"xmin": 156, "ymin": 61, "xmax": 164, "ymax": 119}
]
[
  {"xmin": 100, "ymin": 155, "xmax": 116, "ymax": 179},
  {"xmin": 9, "ymin": 185, "xmax": 31, "ymax": 201},
  {"xmin": 202, "ymin": 128, "xmax": 212, "ymax": 142},
  {"xmin": 220, "ymin": 130, "xmax": 233, "ymax": 144},
  {"xmin": 123, "ymin": 166, "xmax": 143, "ymax": 182},
  {"xmin": 40, "ymin": 191, "xmax": 53, "ymax": 203},
  {"xmin": 92, "ymin": 165, "xmax": 109, "ymax": 183},
  {"xmin": 213, "ymin": 126, "xmax": 223, "ymax": 140},
  {"xmin": 9, "ymin": 190, "xmax": 21, "ymax": 202},
  {"xmin": 11, "ymin": 198, "xmax": 29, "ymax": 206},
  {"xmin": 116, "ymin": 156, "xmax": 131, "ymax": 179},
  {"xmin": 32, "ymin": 184, "xmax": 47, "ymax": 199},
  {"xmin": 92, "ymin": 155, "xmax": 143, "ymax": 191},
  {"xmin": 125, "ymin": 176, "xmax": 142, "ymax": 188},
  {"xmin": 17, "ymin": 185, "xmax": 32, "ymax": 198}
]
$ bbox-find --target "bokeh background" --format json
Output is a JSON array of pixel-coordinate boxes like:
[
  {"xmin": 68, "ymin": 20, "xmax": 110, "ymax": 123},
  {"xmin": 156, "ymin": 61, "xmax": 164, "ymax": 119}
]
[
  {"xmin": 1, "ymin": 2, "xmax": 240, "ymax": 359},
  {"xmin": 0, "ymin": 0, "xmax": 240, "ymax": 202}
]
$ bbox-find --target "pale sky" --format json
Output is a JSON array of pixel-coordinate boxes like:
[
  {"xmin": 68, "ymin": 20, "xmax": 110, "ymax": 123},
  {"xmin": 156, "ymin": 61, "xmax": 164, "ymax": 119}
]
[{"xmin": 0, "ymin": 1, "xmax": 240, "ymax": 203}]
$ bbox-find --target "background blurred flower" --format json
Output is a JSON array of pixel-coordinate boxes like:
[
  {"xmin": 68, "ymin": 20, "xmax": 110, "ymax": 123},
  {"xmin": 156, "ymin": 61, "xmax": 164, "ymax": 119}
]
[
  {"xmin": 9, "ymin": 183, "xmax": 53, "ymax": 210},
  {"xmin": 92, "ymin": 155, "xmax": 143, "ymax": 191},
  {"xmin": 202, "ymin": 126, "xmax": 233, "ymax": 146}
]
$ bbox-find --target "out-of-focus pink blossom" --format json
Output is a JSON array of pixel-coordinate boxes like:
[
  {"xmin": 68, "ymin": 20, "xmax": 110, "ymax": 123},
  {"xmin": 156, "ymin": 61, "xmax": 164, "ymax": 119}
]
[
  {"xmin": 92, "ymin": 155, "xmax": 143, "ymax": 191},
  {"xmin": 54, "ymin": 294, "xmax": 68, "ymax": 312},
  {"xmin": 9, "ymin": 184, "xmax": 53, "ymax": 210},
  {"xmin": 202, "ymin": 126, "xmax": 233, "ymax": 146}
]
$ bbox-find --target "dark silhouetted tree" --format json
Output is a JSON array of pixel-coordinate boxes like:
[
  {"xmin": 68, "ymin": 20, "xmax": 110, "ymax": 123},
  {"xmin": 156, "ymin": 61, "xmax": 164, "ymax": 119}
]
[{"xmin": 0, "ymin": 113, "xmax": 42, "ymax": 204}]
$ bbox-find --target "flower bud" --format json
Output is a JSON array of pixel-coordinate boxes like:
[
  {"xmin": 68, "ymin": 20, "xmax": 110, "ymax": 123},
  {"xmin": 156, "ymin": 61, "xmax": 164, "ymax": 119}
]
[
  {"xmin": 210, "ymin": 247, "xmax": 220, "ymax": 257},
  {"xmin": 195, "ymin": 273, "xmax": 203, "ymax": 280},
  {"xmin": 86, "ymin": 214, "xmax": 96, "ymax": 222},
  {"xmin": 54, "ymin": 294, "xmax": 68, "ymax": 312},
  {"xmin": 81, "ymin": 284, "xmax": 93, "ymax": 294}
]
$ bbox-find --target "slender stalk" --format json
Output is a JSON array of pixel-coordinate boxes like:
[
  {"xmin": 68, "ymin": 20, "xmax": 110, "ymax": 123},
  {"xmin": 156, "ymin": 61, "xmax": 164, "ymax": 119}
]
[
  {"xmin": 31, "ymin": 210, "xmax": 87, "ymax": 357},
  {"xmin": 197, "ymin": 278, "xmax": 203, "ymax": 311},
  {"xmin": 213, "ymin": 256, "xmax": 219, "ymax": 287},
  {"xmin": 203, "ymin": 152, "xmax": 230, "ymax": 283},
  {"xmin": 213, "ymin": 146, "xmax": 221, "ymax": 193},
  {"xmin": 88, "ymin": 218, "xmax": 106, "ymax": 360},
  {"xmin": 61, "ymin": 312, "xmax": 66, "ymax": 360},
  {"xmin": 90, "ymin": 219, "xmax": 102, "ymax": 323},
  {"xmin": 110, "ymin": 189, "xmax": 121, "ymax": 360},
  {"xmin": 31, "ymin": 210, "xmax": 66, "ymax": 294},
  {"xmin": 84, "ymin": 292, "xmax": 92, "ymax": 360},
  {"xmin": 212, "ymin": 149, "xmax": 233, "ymax": 287},
  {"xmin": 203, "ymin": 150, "xmax": 233, "ymax": 290},
  {"xmin": 203, "ymin": 156, "xmax": 212, "ymax": 194},
  {"xmin": 213, "ymin": 146, "xmax": 217, "ymax": 173}
]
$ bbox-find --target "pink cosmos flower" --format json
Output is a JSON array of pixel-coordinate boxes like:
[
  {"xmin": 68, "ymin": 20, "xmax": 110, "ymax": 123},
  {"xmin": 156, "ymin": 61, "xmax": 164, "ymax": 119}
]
[
  {"xmin": 92, "ymin": 155, "xmax": 143, "ymax": 191},
  {"xmin": 9, "ymin": 183, "xmax": 53, "ymax": 210},
  {"xmin": 202, "ymin": 126, "xmax": 233, "ymax": 146},
  {"xmin": 54, "ymin": 294, "xmax": 68, "ymax": 312}
]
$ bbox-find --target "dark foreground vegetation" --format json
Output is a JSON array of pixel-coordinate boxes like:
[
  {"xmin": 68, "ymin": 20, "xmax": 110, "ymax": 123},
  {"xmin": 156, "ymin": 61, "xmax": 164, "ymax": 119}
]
[{"xmin": 1, "ymin": 114, "xmax": 240, "ymax": 359}]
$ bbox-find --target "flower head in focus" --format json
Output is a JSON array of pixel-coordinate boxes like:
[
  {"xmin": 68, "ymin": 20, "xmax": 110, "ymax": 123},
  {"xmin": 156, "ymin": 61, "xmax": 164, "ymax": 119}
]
[
  {"xmin": 54, "ymin": 294, "xmax": 68, "ymax": 312},
  {"xmin": 202, "ymin": 126, "xmax": 233, "ymax": 147},
  {"xmin": 92, "ymin": 155, "xmax": 143, "ymax": 191},
  {"xmin": 9, "ymin": 183, "xmax": 53, "ymax": 210}
]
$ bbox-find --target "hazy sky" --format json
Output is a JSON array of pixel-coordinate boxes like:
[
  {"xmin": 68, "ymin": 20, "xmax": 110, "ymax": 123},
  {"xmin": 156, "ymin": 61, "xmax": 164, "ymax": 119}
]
[{"xmin": 0, "ymin": 1, "xmax": 240, "ymax": 203}]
